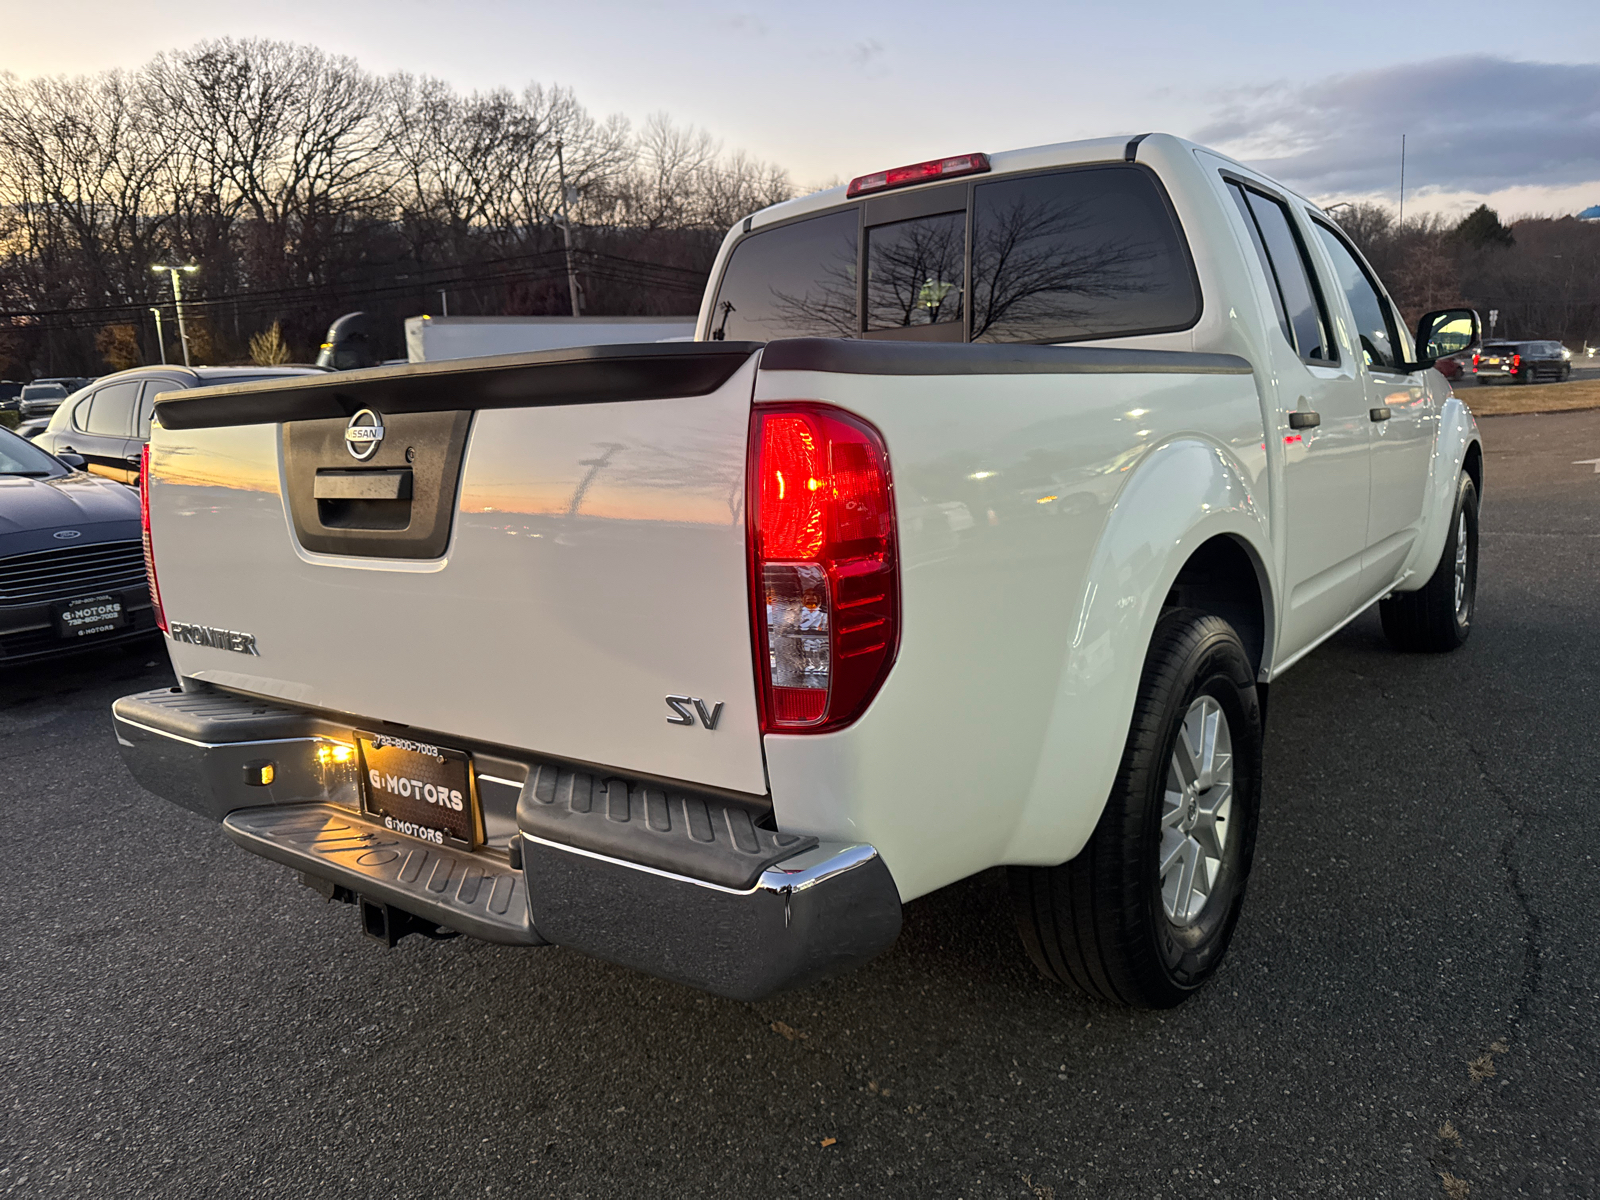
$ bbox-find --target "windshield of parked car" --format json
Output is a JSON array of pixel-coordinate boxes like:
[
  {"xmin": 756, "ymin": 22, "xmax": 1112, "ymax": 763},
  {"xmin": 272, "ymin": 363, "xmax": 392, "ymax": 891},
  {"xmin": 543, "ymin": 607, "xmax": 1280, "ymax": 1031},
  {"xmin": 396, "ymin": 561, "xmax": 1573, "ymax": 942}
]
[{"xmin": 0, "ymin": 427, "xmax": 66, "ymax": 476}]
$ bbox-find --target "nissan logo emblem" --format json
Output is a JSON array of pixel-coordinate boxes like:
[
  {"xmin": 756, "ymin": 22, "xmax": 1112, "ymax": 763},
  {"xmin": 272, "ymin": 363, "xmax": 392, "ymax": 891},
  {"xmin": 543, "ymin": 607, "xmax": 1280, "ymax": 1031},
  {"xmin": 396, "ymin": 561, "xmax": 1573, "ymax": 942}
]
[
  {"xmin": 344, "ymin": 408, "xmax": 385, "ymax": 461},
  {"xmin": 53, "ymin": 530, "xmax": 82, "ymax": 540}
]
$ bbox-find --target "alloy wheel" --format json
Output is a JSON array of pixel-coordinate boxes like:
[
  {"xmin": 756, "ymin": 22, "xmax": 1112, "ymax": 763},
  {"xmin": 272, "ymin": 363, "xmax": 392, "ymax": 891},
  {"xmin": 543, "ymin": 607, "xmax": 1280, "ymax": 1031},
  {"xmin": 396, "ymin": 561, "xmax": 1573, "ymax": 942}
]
[{"xmin": 1158, "ymin": 695, "xmax": 1233, "ymax": 926}]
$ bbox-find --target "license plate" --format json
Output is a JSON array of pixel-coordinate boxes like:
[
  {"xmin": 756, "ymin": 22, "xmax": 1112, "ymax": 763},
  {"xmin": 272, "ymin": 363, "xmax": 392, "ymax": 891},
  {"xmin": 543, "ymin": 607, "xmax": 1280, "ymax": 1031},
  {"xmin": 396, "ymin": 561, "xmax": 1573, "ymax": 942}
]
[
  {"xmin": 55, "ymin": 593, "xmax": 126, "ymax": 639},
  {"xmin": 357, "ymin": 732, "xmax": 480, "ymax": 847}
]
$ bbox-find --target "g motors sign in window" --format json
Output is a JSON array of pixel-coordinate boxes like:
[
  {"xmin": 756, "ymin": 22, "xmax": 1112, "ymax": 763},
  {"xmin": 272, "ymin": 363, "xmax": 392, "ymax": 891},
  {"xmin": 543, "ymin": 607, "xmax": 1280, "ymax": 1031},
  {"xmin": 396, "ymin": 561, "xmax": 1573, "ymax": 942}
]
[{"xmin": 356, "ymin": 732, "xmax": 479, "ymax": 846}]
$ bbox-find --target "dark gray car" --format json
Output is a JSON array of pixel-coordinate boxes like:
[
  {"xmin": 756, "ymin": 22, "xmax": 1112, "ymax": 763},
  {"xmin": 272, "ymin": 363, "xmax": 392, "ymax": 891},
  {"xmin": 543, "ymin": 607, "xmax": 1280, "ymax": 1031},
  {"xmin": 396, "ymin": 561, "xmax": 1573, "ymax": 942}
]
[
  {"xmin": 1473, "ymin": 340, "xmax": 1571, "ymax": 384},
  {"xmin": 32, "ymin": 365, "xmax": 326, "ymax": 484},
  {"xmin": 0, "ymin": 427, "xmax": 157, "ymax": 664}
]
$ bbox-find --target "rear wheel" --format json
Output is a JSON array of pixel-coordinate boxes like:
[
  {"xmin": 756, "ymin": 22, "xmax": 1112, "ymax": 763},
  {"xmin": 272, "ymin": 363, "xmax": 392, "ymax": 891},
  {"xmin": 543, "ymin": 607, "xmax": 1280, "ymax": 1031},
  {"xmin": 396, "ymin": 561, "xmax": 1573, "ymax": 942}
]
[
  {"xmin": 1379, "ymin": 471, "xmax": 1478, "ymax": 652},
  {"xmin": 1010, "ymin": 609, "xmax": 1262, "ymax": 1008}
]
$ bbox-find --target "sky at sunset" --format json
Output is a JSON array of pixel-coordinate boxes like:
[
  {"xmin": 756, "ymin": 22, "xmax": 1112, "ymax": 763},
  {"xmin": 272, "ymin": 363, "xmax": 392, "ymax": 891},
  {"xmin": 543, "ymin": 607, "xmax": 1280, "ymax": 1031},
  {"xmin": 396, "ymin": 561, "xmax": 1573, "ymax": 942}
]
[{"xmin": 2, "ymin": 0, "xmax": 1596, "ymax": 220}]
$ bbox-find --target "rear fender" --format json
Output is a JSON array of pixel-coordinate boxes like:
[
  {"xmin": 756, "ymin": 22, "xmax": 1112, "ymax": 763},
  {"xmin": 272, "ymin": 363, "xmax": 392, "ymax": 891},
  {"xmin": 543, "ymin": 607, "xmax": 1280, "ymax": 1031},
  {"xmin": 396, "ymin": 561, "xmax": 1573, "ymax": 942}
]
[
  {"xmin": 1394, "ymin": 392, "xmax": 1480, "ymax": 592},
  {"xmin": 1002, "ymin": 436, "xmax": 1272, "ymax": 865}
]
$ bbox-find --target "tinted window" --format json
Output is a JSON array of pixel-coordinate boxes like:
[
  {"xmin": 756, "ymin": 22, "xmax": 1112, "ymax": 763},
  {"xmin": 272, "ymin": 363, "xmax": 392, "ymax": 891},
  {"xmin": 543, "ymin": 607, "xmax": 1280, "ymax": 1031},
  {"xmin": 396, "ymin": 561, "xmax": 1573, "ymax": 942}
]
[
  {"xmin": 83, "ymin": 380, "xmax": 140, "ymax": 437},
  {"xmin": 711, "ymin": 209, "xmax": 859, "ymax": 341},
  {"xmin": 1313, "ymin": 225, "xmax": 1399, "ymax": 370},
  {"xmin": 866, "ymin": 210, "xmax": 965, "ymax": 331},
  {"xmin": 970, "ymin": 165, "xmax": 1198, "ymax": 343},
  {"xmin": 1227, "ymin": 183, "xmax": 1332, "ymax": 362},
  {"xmin": 137, "ymin": 378, "xmax": 189, "ymax": 438},
  {"xmin": 1227, "ymin": 184, "xmax": 1292, "ymax": 348}
]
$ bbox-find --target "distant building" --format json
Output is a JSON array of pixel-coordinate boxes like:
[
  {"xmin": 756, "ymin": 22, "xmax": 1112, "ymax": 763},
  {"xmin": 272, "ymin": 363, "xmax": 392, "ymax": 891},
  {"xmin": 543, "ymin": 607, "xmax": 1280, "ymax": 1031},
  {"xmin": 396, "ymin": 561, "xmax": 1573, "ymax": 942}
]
[{"xmin": 1579, "ymin": 204, "xmax": 1600, "ymax": 222}]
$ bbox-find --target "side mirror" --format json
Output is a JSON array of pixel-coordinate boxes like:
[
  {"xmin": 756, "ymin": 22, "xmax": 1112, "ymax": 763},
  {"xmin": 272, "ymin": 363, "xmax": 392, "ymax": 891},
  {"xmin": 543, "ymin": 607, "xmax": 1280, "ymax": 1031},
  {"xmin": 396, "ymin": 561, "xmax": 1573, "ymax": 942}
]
[
  {"xmin": 57, "ymin": 452, "xmax": 86, "ymax": 469},
  {"xmin": 1411, "ymin": 308, "xmax": 1481, "ymax": 372}
]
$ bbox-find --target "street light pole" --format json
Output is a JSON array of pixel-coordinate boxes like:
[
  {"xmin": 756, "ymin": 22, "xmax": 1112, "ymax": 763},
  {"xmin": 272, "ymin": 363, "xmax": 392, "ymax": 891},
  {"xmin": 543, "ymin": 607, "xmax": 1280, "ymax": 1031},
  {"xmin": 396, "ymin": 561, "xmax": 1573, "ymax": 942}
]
[
  {"xmin": 555, "ymin": 140, "xmax": 583, "ymax": 318},
  {"xmin": 152, "ymin": 263, "xmax": 198, "ymax": 367},
  {"xmin": 149, "ymin": 307, "xmax": 166, "ymax": 365}
]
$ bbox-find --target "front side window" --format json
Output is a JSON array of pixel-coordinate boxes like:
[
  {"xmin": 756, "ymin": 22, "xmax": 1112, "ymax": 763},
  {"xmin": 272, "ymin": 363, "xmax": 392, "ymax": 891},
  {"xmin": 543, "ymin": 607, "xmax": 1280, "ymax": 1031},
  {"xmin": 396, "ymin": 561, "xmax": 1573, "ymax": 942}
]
[
  {"xmin": 710, "ymin": 209, "xmax": 859, "ymax": 341},
  {"xmin": 969, "ymin": 165, "xmax": 1199, "ymax": 343},
  {"xmin": 1313, "ymin": 224, "xmax": 1400, "ymax": 371},
  {"xmin": 865, "ymin": 210, "xmax": 965, "ymax": 331},
  {"xmin": 82, "ymin": 380, "xmax": 141, "ymax": 437},
  {"xmin": 1226, "ymin": 182, "xmax": 1333, "ymax": 363}
]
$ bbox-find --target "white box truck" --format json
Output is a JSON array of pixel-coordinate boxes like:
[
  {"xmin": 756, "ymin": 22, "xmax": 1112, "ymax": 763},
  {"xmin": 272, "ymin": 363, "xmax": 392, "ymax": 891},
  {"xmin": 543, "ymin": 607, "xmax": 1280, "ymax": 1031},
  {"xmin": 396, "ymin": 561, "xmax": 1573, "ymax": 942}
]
[{"xmin": 404, "ymin": 315, "xmax": 696, "ymax": 362}]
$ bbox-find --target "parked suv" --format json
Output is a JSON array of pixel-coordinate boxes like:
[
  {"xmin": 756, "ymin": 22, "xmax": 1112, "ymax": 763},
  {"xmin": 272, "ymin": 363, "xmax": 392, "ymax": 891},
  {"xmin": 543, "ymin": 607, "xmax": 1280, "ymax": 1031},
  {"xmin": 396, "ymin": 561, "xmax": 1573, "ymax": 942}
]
[
  {"xmin": 1474, "ymin": 340, "xmax": 1570, "ymax": 384},
  {"xmin": 33, "ymin": 365, "xmax": 327, "ymax": 484}
]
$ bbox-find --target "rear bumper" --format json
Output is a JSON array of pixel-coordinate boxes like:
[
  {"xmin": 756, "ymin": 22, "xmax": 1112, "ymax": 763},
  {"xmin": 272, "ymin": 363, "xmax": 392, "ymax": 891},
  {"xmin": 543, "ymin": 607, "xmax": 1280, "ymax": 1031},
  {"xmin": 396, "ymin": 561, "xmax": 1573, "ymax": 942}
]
[{"xmin": 112, "ymin": 686, "xmax": 901, "ymax": 999}]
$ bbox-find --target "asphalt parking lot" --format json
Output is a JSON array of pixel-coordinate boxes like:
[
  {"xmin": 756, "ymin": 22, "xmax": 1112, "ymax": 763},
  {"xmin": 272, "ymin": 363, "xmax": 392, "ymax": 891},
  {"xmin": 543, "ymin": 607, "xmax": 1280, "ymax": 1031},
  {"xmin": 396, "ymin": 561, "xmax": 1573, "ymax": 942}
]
[{"xmin": 3, "ymin": 408, "xmax": 1597, "ymax": 1199}]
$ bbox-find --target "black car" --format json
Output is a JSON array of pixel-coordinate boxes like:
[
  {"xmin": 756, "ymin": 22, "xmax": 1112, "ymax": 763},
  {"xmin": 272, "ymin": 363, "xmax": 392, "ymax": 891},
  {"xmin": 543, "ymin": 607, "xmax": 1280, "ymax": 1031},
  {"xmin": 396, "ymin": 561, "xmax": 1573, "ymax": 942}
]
[
  {"xmin": 32, "ymin": 364, "xmax": 326, "ymax": 484},
  {"xmin": 0, "ymin": 427, "xmax": 156, "ymax": 664},
  {"xmin": 1473, "ymin": 340, "xmax": 1571, "ymax": 384}
]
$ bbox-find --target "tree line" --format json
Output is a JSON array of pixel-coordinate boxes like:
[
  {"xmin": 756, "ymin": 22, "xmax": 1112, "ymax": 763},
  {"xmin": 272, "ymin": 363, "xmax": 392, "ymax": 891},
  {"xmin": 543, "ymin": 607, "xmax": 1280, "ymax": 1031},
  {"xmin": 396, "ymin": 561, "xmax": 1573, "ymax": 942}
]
[
  {"xmin": 1335, "ymin": 202, "xmax": 1599, "ymax": 351},
  {"xmin": 3, "ymin": 39, "xmax": 1595, "ymax": 381},
  {"xmin": 0, "ymin": 38, "xmax": 793, "ymax": 377}
]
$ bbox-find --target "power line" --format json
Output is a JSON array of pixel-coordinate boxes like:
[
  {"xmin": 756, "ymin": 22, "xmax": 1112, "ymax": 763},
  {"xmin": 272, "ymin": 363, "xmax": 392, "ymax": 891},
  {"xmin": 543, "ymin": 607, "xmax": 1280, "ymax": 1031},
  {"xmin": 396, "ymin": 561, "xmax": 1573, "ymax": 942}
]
[{"xmin": 0, "ymin": 242, "xmax": 713, "ymax": 325}]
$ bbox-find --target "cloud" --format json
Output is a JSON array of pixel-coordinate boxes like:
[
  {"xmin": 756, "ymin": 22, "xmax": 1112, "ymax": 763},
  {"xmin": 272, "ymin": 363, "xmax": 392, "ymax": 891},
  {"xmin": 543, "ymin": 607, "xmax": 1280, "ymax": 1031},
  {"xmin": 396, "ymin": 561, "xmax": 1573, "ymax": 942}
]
[
  {"xmin": 851, "ymin": 39, "xmax": 885, "ymax": 67},
  {"xmin": 1193, "ymin": 56, "xmax": 1600, "ymax": 199}
]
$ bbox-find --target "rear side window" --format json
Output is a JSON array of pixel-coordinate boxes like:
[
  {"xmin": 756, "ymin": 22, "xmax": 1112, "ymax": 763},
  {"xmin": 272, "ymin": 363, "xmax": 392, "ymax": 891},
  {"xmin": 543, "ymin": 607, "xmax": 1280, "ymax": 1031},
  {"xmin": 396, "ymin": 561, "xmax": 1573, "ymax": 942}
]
[
  {"xmin": 969, "ymin": 165, "xmax": 1199, "ymax": 343},
  {"xmin": 138, "ymin": 379, "xmax": 188, "ymax": 438},
  {"xmin": 1225, "ymin": 182, "xmax": 1334, "ymax": 363},
  {"xmin": 82, "ymin": 380, "xmax": 140, "ymax": 437},
  {"xmin": 710, "ymin": 209, "xmax": 859, "ymax": 341},
  {"xmin": 1313, "ymin": 224, "xmax": 1401, "ymax": 371}
]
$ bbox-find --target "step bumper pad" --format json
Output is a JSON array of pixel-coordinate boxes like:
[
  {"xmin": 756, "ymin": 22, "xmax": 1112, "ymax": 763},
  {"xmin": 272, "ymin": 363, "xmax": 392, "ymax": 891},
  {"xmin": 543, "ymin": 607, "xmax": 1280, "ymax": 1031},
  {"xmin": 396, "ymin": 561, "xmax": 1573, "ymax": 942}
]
[{"xmin": 225, "ymin": 804, "xmax": 542, "ymax": 945}]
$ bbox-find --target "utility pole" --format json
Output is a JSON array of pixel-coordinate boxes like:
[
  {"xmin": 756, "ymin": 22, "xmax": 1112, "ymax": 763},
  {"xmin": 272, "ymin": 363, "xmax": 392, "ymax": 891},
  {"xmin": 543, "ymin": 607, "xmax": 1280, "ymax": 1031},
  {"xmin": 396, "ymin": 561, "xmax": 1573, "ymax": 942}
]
[
  {"xmin": 149, "ymin": 307, "xmax": 167, "ymax": 365},
  {"xmin": 1398, "ymin": 134, "xmax": 1406, "ymax": 231},
  {"xmin": 152, "ymin": 263, "xmax": 198, "ymax": 367},
  {"xmin": 555, "ymin": 140, "xmax": 583, "ymax": 317}
]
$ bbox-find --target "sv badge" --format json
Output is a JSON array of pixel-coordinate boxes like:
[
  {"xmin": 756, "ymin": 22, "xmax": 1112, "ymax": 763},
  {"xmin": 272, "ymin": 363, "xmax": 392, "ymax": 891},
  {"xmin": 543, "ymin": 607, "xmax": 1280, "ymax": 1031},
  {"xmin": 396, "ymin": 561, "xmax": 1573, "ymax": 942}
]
[{"xmin": 665, "ymin": 695, "xmax": 723, "ymax": 730}]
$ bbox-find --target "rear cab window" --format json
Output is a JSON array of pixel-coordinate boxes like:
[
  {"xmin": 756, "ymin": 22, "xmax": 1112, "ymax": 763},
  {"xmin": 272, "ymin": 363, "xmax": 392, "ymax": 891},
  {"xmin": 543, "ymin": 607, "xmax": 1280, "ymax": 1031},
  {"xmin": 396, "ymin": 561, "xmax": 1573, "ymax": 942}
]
[{"xmin": 710, "ymin": 162, "xmax": 1200, "ymax": 345}]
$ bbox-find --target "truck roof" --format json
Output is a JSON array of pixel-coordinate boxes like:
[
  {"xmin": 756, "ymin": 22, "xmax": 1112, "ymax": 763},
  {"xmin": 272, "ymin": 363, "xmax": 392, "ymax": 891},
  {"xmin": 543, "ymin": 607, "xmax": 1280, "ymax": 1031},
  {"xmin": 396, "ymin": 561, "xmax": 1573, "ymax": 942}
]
[{"xmin": 741, "ymin": 133, "xmax": 1322, "ymax": 235}]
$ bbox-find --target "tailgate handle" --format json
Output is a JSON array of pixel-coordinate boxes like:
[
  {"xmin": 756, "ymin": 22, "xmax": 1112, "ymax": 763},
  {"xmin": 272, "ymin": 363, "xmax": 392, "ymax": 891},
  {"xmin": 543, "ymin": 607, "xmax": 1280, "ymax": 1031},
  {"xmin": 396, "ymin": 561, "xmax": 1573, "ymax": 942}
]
[{"xmin": 314, "ymin": 468, "xmax": 414, "ymax": 501}]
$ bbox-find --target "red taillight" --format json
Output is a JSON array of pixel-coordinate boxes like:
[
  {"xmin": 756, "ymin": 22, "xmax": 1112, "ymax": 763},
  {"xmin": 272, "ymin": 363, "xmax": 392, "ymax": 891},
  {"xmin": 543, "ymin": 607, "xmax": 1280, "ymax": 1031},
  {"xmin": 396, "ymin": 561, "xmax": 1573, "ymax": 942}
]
[
  {"xmin": 139, "ymin": 444, "xmax": 167, "ymax": 633},
  {"xmin": 1512, "ymin": 353, "xmax": 1521, "ymax": 371},
  {"xmin": 749, "ymin": 404, "xmax": 899, "ymax": 733},
  {"xmin": 1472, "ymin": 352, "xmax": 1480, "ymax": 370},
  {"xmin": 846, "ymin": 152, "xmax": 990, "ymax": 198}
]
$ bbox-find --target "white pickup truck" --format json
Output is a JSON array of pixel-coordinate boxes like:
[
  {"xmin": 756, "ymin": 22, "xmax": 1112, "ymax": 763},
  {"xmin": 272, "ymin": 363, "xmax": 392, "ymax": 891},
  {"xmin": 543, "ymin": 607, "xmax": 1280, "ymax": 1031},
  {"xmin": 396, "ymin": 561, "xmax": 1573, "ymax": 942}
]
[{"xmin": 114, "ymin": 133, "xmax": 1483, "ymax": 1007}]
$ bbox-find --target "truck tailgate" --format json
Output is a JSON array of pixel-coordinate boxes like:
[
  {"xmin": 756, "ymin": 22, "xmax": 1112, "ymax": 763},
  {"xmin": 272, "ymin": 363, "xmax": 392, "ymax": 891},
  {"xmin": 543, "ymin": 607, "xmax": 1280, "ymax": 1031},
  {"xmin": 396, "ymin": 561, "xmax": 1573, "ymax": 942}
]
[{"xmin": 147, "ymin": 346, "xmax": 768, "ymax": 796}]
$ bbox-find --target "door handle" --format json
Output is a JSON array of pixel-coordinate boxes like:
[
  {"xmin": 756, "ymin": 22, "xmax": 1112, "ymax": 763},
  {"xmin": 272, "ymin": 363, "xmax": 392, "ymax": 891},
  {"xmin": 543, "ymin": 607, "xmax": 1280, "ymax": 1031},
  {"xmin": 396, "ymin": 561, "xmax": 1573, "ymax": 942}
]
[
  {"xmin": 1369, "ymin": 407, "xmax": 1391, "ymax": 422},
  {"xmin": 1288, "ymin": 410, "xmax": 1321, "ymax": 429}
]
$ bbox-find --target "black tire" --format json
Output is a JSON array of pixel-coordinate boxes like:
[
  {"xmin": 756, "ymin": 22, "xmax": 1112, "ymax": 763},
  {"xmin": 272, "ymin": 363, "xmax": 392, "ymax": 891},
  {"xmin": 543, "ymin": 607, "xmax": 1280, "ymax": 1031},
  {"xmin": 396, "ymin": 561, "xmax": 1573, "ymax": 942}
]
[
  {"xmin": 1561, "ymin": 365, "xmax": 1572, "ymax": 382},
  {"xmin": 1379, "ymin": 471, "xmax": 1478, "ymax": 652},
  {"xmin": 1010, "ymin": 609, "xmax": 1262, "ymax": 1008}
]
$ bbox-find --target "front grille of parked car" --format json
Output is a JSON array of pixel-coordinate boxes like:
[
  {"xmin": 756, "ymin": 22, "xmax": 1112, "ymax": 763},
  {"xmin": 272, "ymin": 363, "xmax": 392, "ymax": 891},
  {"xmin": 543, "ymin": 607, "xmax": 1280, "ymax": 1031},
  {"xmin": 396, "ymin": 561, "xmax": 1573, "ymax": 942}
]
[{"xmin": 0, "ymin": 540, "xmax": 148, "ymax": 604}]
